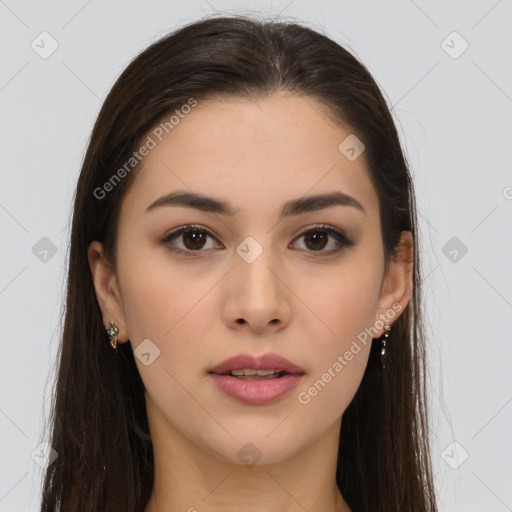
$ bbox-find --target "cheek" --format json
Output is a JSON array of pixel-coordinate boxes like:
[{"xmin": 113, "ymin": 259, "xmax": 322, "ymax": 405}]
[
  {"xmin": 118, "ymin": 251, "xmax": 214, "ymax": 423},
  {"xmin": 295, "ymin": 289, "xmax": 375, "ymax": 423},
  {"xmin": 117, "ymin": 231, "xmax": 383, "ymax": 428},
  {"xmin": 117, "ymin": 247, "xmax": 217, "ymax": 381},
  {"xmin": 297, "ymin": 255, "xmax": 383, "ymax": 349},
  {"xmin": 292, "ymin": 255, "xmax": 382, "ymax": 415},
  {"xmin": 118, "ymin": 245, "xmax": 199, "ymax": 340}
]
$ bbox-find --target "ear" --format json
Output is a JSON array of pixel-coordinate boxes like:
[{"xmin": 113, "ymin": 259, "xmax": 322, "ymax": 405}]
[
  {"xmin": 373, "ymin": 231, "xmax": 414, "ymax": 336},
  {"xmin": 87, "ymin": 241, "xmax": 129, "ymax": 343}
]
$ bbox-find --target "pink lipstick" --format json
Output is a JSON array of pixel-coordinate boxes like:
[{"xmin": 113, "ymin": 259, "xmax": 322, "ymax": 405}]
[{"xmin": 208, "ymin": 353, "xmax": 305, "ymax": 405}]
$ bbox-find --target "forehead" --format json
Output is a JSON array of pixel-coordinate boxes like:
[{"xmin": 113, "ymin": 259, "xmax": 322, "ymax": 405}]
[{"xmin": 120, "ymin": 93, "xmax": 378, "ymax": 221}]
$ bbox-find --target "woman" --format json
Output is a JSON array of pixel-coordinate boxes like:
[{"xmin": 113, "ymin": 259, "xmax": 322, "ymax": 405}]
[{"xmin": 40, "ymin": 14, "xmax": 438, "ymax": 512}]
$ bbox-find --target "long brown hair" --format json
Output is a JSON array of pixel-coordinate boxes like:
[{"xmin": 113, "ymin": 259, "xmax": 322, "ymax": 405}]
[{"xmin": 40, "ymin": 14, "xmax": 438, "ymax": 511}]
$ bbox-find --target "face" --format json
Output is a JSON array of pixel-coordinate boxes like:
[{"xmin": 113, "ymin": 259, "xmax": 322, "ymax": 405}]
[{"xmin": 89, "ymin": 92, "xmax": 412, "ymax": 466}]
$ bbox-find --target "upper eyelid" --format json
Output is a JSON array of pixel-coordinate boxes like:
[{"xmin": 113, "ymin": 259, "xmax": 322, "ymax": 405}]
[{"xmin": 164, "ymin": 224, "xmax": 217, "ymax": 241}]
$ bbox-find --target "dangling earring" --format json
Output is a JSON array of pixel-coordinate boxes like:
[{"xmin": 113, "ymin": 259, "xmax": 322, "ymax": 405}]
[
  {"xmin": 107, "ymin": 321, "xmax": 119, "ymax": 352},
  {"xmin": 381, "ymin": 324, "xmax": 391, "ymax": 369}
]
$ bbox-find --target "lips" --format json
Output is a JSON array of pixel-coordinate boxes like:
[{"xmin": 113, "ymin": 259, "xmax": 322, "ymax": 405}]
[
  {"xmin": 208, "ymin": 352, "xmax": 305, "ymax": 376},
  {"xmin": 208, "ymin": 353, "xmax": 305, "ymax": 405}
]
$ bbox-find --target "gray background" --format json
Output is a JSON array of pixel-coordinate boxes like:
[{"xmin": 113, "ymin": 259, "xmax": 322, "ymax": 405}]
[{"xmin": 1, "ymin": 0, "xmax": 511, "ymax": 510}]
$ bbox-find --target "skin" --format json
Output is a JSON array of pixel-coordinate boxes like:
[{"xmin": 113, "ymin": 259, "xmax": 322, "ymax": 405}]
[{"xmin": 88, "ymin": 92, "xmax": 413, "ymax": 512}]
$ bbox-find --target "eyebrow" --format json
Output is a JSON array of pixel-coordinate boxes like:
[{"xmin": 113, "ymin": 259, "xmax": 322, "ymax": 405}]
[{"xmin": 145, "ymin": 190, "xmax": 366, "ymax": 218}]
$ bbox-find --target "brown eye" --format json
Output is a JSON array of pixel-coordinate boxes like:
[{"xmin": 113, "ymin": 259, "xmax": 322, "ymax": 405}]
[
  {"xmin": 182, "ymin": 230, "xmax": 207, "ymax": 250},
  {"xmin": 303, "ymin": 231, "xmax": 329, "ymax": 251},
  {"xmin": 291, "ymin": 225, "xmax": 354, "ymax": 255},
  {"xmin": 162, "ymin": 223, "xmax": 354, "ymax": 257},
  {"xmin": 162, "ymin": 225, "xmax": 221, "ymax": 255}
]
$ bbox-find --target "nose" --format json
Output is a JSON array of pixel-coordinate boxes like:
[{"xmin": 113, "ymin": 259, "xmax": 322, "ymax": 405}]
[{"xmin": 222, "ymin": 251, "xmax": 291, "ymax": 334}]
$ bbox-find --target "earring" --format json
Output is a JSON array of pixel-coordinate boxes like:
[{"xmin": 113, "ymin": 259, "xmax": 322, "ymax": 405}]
[
  {"xmin": 381, "ymin": 324, "xmax": 391, "ymax": 369},
  {"xmin": 107, "ymin": 321, "xmax": 119, "ymax": 352}
]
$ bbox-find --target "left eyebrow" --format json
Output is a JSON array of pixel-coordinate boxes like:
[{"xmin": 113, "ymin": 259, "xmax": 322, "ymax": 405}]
[{"xmin": 145, "ymin": 190, "xmax": 367, "ymax": 218}]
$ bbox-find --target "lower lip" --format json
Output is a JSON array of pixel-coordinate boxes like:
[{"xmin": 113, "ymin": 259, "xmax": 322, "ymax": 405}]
[{"xmin": 208, "ymin": 373, "xmax": 304, "ymax": 405}]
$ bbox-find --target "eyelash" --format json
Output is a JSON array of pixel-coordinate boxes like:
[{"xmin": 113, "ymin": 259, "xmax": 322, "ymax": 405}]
[{"xmin": 161, "ymin": 223, "xmax": 354, "ymax": 257}]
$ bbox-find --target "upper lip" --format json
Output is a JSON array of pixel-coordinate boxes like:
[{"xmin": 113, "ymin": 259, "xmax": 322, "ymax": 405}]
[{"xmin": 209, "ymin": 353, "xmax": 305, "ymax": 375}]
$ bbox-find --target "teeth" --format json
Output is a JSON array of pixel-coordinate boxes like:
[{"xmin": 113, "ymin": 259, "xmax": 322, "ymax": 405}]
[
  {"xmin": 256, "ymin": 369, "xmax": 278, "ymax": 376},
  {"xmin": 230, "ymin": 369, "xmax": 279, "ymax": 376}
]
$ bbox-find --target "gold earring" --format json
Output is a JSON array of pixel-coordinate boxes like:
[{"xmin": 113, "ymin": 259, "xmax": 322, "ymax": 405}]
[
  {"xmin": 107, "ymin": 321, "xmax": 119, "ymax": 352},
  {"xmin": 381, "ymin": 324, "xmax": 391, "ymax": 369}
]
